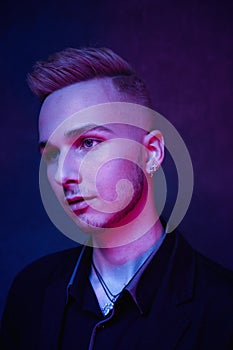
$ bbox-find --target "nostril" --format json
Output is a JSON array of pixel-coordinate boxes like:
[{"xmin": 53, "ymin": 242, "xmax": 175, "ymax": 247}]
[
  {"xmin": 62, "ymin": 172, "xmax": 82, "ymax": 186},
  {"xmin": 63, "ymin": 178, "xmax": 79, "ymax": 185}
]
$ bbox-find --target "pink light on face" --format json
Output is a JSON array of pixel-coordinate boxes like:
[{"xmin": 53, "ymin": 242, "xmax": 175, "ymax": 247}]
[
  {"xmin": 39, "ymin": 79, "xmax": 193, "ymax": 247},
  {"xmin": 40, "ymin": 103, "xmax": 192, "ymax": 245}
]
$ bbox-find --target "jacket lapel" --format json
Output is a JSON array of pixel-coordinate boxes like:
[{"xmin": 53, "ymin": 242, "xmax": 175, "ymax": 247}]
[
  {"xmin": 38, "ymin": 274, "xmax": 68, "ymax": 350},
  {"xmin": 149, "ymin": 304, "xmax": 191, "ymax": 349},
  {"xmin": 154, "ymin": 233, "xmax": 196, "ymax": 348},
  {"xmin": 138, "ymin": 232, "xmax": 197, "ymax": 349},
  {"xmin": 37, "ymin": 247, "xmax": 84, "ymax": 350}
]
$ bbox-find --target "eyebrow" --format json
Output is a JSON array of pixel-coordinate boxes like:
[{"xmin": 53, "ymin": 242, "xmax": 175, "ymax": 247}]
[
  {"xmin": 38, "ymin": 124, "xmax": 114, "ymax": 153},
  {"xmin": 64, "ymin": 124, "xmax": 114, "ymax": 139}
]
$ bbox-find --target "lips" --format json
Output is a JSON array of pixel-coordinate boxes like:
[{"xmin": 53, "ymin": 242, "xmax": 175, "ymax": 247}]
[
  {"xmin": 65, "ymin": 195, "xmax": 93, "ymax": 212},
  {"xmin": 66, "ymin": 196, "xmax": 84, "ymax": 205}
]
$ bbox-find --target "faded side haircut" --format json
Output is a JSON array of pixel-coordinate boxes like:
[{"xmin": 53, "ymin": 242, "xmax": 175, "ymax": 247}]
[{"xmin": 27, "ymin": 47, "xmax": 151, "ymax": 107}]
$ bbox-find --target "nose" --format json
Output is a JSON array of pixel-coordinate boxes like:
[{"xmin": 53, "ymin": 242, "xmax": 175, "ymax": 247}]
[{"xmin": 54, "ymin": 149, "xmax": 81, "ymax": 186}]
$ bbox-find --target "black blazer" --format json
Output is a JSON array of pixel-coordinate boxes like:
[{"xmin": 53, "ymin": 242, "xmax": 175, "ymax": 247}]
[{"xmin": 0, "ymin": 232, "xmax": 233, "ymax": 349}]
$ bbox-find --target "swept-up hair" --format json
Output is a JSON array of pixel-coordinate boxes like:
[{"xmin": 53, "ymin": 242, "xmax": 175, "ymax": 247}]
[{"xmin": 27, "ymin": 47, "xmax": 151, "ymax": 106}]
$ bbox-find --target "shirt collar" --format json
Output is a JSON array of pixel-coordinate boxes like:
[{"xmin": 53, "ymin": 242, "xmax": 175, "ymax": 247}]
[{"xmin": 66, "ymin": 229, "xmax": 175, "ymax": 315}]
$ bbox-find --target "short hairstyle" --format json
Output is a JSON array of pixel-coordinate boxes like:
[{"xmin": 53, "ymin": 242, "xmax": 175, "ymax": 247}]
[{"xmin": 27, "ymin": 47, "xmax": 151, "ymax": 107}]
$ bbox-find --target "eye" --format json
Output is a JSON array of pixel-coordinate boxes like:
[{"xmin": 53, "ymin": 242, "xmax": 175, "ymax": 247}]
[
  {"xmin": 42, "ymin": 148, "xmax": 59, "ymax": 162},
  {"xmin": 81, "ymin": 138, "xmax": 100, "ymax": 149}
]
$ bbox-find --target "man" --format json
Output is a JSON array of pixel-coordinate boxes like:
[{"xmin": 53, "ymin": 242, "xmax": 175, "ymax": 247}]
[{"xmin": 0, "ymin": 47, "xmax": 232, "ymax": 349}]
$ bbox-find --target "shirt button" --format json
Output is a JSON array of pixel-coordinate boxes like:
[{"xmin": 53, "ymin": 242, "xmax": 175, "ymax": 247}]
[{"xmin": 99, "ymin": 324, "xmax": 105, "ymax": 329}]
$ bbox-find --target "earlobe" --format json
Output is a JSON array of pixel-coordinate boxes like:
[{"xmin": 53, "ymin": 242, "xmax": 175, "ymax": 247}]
[{"xmin": 143, "ymin": 130, "xmax": 164, "ymax": 177}]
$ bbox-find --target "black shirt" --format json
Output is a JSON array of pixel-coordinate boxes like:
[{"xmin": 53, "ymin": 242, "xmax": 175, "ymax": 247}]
[{"xmin": 60, "ymin": 233, "xmax": 171, "ymax": 350}]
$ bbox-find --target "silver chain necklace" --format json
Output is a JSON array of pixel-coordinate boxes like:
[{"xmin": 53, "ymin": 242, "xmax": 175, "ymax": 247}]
[{"xmin": 92, "ymin": 246, "xmax": 157, "ymax": 316}]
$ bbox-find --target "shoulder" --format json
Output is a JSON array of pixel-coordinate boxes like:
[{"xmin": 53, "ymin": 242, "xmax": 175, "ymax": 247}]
[
  {"xmin": 182, "ymin": 233, "xmax": 232, "ymax": 277},
  {"xmin": 177, "ymin": 233, "xmax": 233, "ymax": 298},
  {"xmin": 195, "ymin": 249, "xmax": 233, "ymax": 297},
  {"xmin": 169, "ymin": 233, "xmax": 233, "ymax": 349},
  {"xmin": 0, "ymin": 246, "xmax": 85, "ymax": 348},
  {"xmin": 0, "ymin": 246, "xmax": 88, "ymax": 348},
  {"xmin": 7, "ymin": 246, "xmax": 84, "ymax": 299}
]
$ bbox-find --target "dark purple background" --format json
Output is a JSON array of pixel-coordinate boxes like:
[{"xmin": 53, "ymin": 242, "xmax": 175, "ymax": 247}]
[{"xmin": 1, "ymin": 0, "xmax": 233, "ymax": 317}]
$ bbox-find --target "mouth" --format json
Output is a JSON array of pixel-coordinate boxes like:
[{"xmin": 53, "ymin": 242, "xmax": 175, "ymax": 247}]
[{"xmin": 65, "ymin": 195, "xmax": 93, "ymax": 212}]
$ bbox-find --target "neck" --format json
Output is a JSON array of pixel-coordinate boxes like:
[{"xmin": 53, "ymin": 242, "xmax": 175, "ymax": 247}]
[
  {"xmin": 89, "ymin": 217, "xmax": 164, "ymax": 314},
  {"xmin": 92, "ymin": 219, "xmax": 163, "ymax": 276}
]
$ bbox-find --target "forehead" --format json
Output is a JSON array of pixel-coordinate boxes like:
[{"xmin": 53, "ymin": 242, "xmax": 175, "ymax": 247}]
[
  {"xmin": 39, "ymin": 78, "xmax": 128, "ymax": 140},
  {"xmin": 38, "ymin": 79, "xmax": 155, "ymax": 143}
]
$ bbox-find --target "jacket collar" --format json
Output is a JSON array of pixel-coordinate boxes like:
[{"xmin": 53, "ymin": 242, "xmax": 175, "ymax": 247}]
[
  {"xmin": 38, "ymin": 232, "xmax": 196, "ymax": 349},
  {"xmin": 135, "ymin": 232, "xmax": 196, "ymax": 314},
  {"xmin": 133, "ymin": 232, "xmax": 196, "ymax": 348}
]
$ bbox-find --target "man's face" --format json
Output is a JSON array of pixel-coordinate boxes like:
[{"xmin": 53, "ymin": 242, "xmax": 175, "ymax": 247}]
[{"xmin": 39, "ymin": 78, "xmax": 147, "ymax": 231}]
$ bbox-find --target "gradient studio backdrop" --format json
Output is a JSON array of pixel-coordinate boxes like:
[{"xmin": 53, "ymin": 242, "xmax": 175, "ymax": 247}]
[{"xmin": 0, "ymin": 0, "xmax": 232, "ymax": 317}]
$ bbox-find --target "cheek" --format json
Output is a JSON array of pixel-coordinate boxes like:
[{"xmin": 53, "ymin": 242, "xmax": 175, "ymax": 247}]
[
  {"xmin": 95, "ymin": 159, "xmax": 140, "ymax": 201},
  {"xmin": 47, "ymin": 167, "xmax": 54, "ymax": 185},
  {"xmin": 47, "ymin": 167, "xmax": 59, "ymax": 194}
]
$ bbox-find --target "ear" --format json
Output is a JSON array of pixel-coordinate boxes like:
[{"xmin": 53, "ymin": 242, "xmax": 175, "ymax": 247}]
[{"xmin": 143, "ymin": 130, "xmax": 164, "ymax": 175}]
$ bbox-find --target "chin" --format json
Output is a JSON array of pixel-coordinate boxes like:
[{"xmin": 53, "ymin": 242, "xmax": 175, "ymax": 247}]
[
  {"xmin": 71, "ymin": 212, "xmax": 109, "ymax": 233},
  {"xmin": 72, "ymin": 210, "xmax": 126, "ymax": 231}
]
